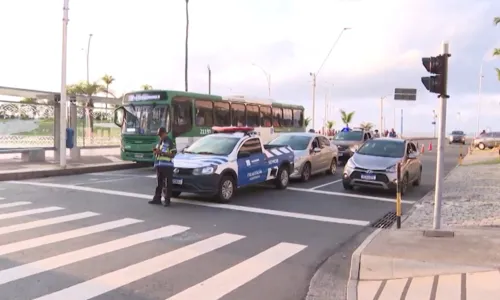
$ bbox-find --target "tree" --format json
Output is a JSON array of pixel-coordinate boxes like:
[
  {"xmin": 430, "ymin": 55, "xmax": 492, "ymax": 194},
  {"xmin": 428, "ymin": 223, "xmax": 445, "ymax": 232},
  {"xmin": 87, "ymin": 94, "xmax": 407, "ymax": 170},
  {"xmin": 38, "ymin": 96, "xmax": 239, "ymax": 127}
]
[
  {"xmin": 20, "ymin": 97, "xmax": 38, "ymax": 119},
  {"xmin": 494, "ymin": 17, "xmax": 500, "ymax": 79},
  {"xmin": 340, "ymin": 110, "xmax": 355, "ymax": 127},
  {"xmin": 326, "ymin": 120, "xmax": 335, "ymax": 129},
  {"xmin": 304, "ymin": 117, "xmax": 311, "ymax": 127},
  {"xmin": 67, "ymin": 81, "xmax": 106, "ymax": 131},
  {"xmin": 101, "ymin": 74, "xmax": 116, "ymax": 110},
  {"xmin": 184, "ymin": 0, "xmax": 190, "ymax": 92},
  {"xmin": 141, "ymin": 84, "xmax": 153, "ymax": 90},
  {"xmin": 360, "ymin": 122, "xmax": 374, "ymax": 131}
]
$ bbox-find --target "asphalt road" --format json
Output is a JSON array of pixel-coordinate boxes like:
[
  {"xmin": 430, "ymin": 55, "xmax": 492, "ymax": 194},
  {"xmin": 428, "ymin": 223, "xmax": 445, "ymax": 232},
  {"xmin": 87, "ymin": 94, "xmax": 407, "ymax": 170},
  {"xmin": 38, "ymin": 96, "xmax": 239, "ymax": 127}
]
[{"xmin": 0, "ymin": 142, "xmax": 463, "ymax": 300}]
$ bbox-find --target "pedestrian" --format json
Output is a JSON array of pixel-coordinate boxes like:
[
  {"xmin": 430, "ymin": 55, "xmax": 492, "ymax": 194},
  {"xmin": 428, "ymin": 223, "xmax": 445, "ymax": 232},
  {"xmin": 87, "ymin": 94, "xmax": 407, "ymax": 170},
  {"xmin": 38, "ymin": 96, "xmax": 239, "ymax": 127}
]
[
  {"xmin": 373, "ymin": 129, "xmax": 380, "ymax": 138},
  {"xmin": 389, "ymin": 128, "xmax": 397, "ymax": 138},
  {"xmin": 150, "ymin": 127, "xmax": 177, "ymax": 206}
]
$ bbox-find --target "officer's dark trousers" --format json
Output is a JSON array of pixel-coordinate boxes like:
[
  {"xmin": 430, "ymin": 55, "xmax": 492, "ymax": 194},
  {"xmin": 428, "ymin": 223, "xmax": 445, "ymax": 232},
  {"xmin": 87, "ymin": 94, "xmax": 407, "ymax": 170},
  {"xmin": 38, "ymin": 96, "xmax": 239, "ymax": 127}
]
[{"xmin": 155, "ymin": 165, "xmax": 173, "ymax": 201}]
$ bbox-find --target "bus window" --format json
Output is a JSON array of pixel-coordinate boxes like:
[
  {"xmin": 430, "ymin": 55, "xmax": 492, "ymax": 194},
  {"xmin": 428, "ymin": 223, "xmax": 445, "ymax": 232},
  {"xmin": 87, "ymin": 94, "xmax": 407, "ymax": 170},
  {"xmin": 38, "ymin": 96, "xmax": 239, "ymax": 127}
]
[
  {"xmin": 172, "ymin": 97, "xmax": 193, "ymax": 137},
  {"xmin": 282, "ymin": 108, "xmax": 293, "ymax": 127},
  {"xmin": 231, "ymin": 103, "xmax": 245, "ymax": 126},
  {"xmin": 260, "ymin": 106, "xmax": 272, "ymax": 127},
  {"xmin": 195, "ymin": 100, "xmax": 213, "ymax": 127},
  {"xmin": 272, "ymin": 107, "xmax": 282, "ymax": 127},
  {"xmin": 293, "ymin": 109, "xmax": 303, "ymax": 127},
  {"xmin": 214, "ymin": 102, "xmax": 230, "ymax": 126},
  {"xmin": 246, "ymin": 105, "xmax": 259, "ymax": 127}
]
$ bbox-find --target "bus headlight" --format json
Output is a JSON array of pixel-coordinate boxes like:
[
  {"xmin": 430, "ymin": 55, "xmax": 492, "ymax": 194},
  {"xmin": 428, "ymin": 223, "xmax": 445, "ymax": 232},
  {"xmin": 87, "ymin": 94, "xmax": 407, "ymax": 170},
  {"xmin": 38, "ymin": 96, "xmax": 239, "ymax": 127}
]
[{"xmin": 193, "ymin": 166, "xmax": 217, "ymax": 175}]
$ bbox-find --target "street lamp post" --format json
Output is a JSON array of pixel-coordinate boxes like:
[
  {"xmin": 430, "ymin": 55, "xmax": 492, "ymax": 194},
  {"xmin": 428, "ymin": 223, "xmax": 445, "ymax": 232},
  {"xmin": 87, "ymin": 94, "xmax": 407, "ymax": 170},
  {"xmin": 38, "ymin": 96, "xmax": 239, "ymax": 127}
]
[
  {"xmin": 477, "ymin": 62, "xmax": 484, "ymax": 136},
  {"xmin": 86, "ymin": 34, "xmax": 93, "ymax": 84},
  {"xmin": 251, "ymin": 63, "xmax": 271, "ymax": 97},
  {"xmin": 207, "ymin": 65, "xmax": 212, "ymax": 95},
  {"xmin": 59, "ymin": 0, "xmax": 69, "ymax": 168},
  {"xmin": 310, "ymin": 27, "xmax": 351, "ymax": 130}
]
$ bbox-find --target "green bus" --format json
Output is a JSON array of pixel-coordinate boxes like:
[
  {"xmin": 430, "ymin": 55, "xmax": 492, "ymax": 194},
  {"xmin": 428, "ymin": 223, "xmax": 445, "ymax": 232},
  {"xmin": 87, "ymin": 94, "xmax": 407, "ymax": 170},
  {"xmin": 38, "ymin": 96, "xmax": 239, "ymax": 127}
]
[{"xmin": 113, "ymin": 90, "xmax": 305, "ymax": 162}]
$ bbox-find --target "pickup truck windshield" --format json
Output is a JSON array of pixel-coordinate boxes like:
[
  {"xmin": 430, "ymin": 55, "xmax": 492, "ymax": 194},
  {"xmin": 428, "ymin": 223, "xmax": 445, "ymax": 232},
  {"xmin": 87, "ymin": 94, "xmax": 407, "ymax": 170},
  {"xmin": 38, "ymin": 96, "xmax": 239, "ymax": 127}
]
[
  {"xmin": 451, "ymin": 131, "xmax": 464, "ymax": 135},
  {"xmin": 184, "ymin": 135, "xmax": 240, "ymax": 155},
  {"xmin": 122, "ymin": 105, "xmax": 167, "ymax": 134},
  {"xmin": 334, "ymin": 131, "xmax": 363, "ymax": 141},
  {"xmin": 269, "ymin": 135, "xmax": 310, "ymax": 150}
]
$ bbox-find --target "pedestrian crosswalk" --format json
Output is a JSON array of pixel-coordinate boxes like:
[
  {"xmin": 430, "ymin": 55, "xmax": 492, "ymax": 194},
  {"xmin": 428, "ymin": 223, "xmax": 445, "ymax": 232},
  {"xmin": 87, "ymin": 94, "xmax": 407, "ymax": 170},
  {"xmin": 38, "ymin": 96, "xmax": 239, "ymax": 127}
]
[
  {"xmin": 0, "ymin": 192, "xmax": 307, "ymax": 299},
  {"xmin": 358, "ymin": 270, "xmax": 500, "ymax": 300}
]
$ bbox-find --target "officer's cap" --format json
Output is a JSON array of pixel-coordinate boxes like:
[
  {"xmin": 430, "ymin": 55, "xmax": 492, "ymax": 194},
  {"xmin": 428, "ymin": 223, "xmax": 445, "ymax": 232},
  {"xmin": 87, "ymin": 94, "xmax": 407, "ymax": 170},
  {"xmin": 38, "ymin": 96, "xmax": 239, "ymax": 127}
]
[{"xmin": 157, "ymin": 127, "xmax": 167, "ymax": 135}]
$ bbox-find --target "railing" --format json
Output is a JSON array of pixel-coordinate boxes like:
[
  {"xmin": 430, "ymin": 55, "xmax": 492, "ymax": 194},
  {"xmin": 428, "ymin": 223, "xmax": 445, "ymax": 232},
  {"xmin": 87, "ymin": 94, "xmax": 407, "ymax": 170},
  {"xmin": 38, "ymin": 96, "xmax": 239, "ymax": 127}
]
[{"xmin": 0, "ymin": 100, "xmax": 119, "ymax": 149}]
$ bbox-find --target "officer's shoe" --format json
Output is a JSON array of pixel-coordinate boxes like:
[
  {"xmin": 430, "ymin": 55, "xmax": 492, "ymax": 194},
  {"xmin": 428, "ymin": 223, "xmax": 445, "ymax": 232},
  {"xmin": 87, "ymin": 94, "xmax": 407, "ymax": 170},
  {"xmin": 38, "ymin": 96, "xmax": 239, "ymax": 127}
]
[
  {"xmin": 162, "ymin": 199, "xmax": 171, "ymax": 207},
  {"xmin": 149, "ymin": 197, "xmax": 162, "ymax": 205}
]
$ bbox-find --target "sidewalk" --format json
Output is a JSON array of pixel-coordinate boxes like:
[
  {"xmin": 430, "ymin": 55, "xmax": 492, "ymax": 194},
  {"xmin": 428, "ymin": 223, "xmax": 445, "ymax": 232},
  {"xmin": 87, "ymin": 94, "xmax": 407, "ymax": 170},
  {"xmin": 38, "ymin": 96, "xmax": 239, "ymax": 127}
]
[
  {"xmin": 0, "ymin": 148, "xmax": 145, "ymax": 181},
  {"xmin": 350, "ymin": 150, "xmax": 500, "ymax": 300}
]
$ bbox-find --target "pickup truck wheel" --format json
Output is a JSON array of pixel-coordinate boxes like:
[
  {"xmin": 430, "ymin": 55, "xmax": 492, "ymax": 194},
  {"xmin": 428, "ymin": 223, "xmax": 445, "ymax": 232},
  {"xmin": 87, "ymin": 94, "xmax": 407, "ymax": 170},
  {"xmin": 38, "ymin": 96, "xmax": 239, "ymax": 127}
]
[
  {"xmin": 301, "ymin": 162, "xmax": 311, "ymax": 182},
  {"xmin": 172, "ymin": 191, "xmax": 182, "ymax": 198},
  {"xmin": 215, "ymin": 176, "xmax": 235, "ymax": 203},
  {"xmin": 478, "ymin": 143, "xmax": 486, "ymax": 150},
  {"xmin": 275, "ymin": 166, "xmax": 289, "ymax": 189},
  {"xmin": 326, "ymin": 158, "xmax": 337, "ymax": 175}
]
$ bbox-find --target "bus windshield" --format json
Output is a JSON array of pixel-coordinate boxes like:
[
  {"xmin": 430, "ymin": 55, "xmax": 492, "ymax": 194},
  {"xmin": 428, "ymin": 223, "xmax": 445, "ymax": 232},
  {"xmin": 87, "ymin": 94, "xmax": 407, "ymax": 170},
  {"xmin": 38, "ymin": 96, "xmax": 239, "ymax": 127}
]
[{"xmin": 122, "ymin": 105, "xmax": 168, "ymax": 134}]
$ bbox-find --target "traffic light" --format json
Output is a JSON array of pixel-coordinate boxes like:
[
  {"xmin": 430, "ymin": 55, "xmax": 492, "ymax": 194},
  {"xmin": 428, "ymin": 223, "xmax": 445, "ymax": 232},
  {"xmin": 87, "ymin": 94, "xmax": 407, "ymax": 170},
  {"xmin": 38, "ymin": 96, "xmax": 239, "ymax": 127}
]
[{"xmin": 421, "ymin": 54, "xmax": 450, "ymax": 96}]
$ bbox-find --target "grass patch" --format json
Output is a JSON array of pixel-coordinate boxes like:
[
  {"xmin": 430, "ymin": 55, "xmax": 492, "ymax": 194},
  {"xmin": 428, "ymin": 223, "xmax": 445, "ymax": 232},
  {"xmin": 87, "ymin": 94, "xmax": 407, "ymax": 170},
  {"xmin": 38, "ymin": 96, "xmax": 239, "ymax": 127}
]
[{"xmin": 465, "ymin": 157, "xmax": 500, "ymax": 166}]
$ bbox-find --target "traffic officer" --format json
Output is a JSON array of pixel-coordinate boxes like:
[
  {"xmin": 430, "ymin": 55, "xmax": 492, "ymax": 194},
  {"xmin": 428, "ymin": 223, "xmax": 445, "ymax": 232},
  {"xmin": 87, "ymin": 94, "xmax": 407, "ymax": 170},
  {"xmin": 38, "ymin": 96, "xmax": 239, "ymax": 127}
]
[{"xmin": 150, "ymin": 127, "xmax": 177, "ymax": 206}]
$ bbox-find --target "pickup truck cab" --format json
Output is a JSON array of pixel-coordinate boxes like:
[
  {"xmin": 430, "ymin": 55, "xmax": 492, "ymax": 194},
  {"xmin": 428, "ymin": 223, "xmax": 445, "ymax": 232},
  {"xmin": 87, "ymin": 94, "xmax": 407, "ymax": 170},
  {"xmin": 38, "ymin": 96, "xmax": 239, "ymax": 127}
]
[{"xmin": 171, "ymin": 126, "xmax": 294, "ymax": 203}]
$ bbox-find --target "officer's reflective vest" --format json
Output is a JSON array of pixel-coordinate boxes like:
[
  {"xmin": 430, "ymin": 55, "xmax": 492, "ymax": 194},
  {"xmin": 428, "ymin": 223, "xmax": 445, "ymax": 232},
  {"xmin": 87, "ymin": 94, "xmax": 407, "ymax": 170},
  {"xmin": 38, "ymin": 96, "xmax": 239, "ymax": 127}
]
[{"xmin": 155, "ymin": 138, "xmax": 175, "ymax": 166}]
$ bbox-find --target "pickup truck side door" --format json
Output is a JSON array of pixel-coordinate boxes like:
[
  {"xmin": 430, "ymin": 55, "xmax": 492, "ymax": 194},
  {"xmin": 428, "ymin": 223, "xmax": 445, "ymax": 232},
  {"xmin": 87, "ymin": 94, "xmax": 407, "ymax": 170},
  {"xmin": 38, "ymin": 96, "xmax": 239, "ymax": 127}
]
[{"xmin": 236, "ymin": 138, "xmax": 268, "ymax": 187}]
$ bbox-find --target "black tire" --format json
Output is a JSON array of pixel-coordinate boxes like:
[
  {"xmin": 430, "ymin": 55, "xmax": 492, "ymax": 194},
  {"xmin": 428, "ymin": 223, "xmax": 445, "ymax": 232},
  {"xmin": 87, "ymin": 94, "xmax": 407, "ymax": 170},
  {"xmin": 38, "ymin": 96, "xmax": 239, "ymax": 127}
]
[
  {"xmin": 342, "ymin": 181, "xmax": 353, "ymax": 190},
  {"xmin": 172, "ymin": 191, "xmax": 182, "ymax": 198},
  {"xmin": 215, "ymin": 175, "xmax": 235, "ymax": 203},
  {"xmin": 275, "ymin": 165, "xmax": 290, "ymax": 189},
  {"xmin": 462, "ymin": 141, "xmax": 466, "ymax": 145},
  {"xmin": 326, "ymin": 158, "xmax": 337, "ymax": 175},
  {"xmin": 300, "ymin": 162, "xmax": 312, "ymax": 182},
  {"xmin": 413, "ymin": 167, "xmax": 422, "ymax": 186},
  {"xmin": 478, "ymin": 143, "xmax": 486, "ymax": 150},
  {"xmin": 401, "ymin": 173, "xmax": 409, "ymax": 195}
]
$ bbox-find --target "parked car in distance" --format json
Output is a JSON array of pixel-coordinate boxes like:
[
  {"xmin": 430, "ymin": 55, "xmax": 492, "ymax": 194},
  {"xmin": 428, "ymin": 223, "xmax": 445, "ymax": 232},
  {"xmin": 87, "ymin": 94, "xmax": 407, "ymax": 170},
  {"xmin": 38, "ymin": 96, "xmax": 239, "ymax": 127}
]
[
  {"xmin": 268, "ymin": 132, "xmax": 338, "ymax": 182},
  {"xmin": 330, "ymin": 128, "xmax": 372, "ymax": 163},
  {"xmin": 473, "ymin": 131, "xmax": 500, "ymax": 150},
  {"xmin": 449, "ymin": 130, "xmax": 466, "ymax": 144},
  {"xmin": 342, "ymin": 138, "xmax": 422, "ymax": 195}
]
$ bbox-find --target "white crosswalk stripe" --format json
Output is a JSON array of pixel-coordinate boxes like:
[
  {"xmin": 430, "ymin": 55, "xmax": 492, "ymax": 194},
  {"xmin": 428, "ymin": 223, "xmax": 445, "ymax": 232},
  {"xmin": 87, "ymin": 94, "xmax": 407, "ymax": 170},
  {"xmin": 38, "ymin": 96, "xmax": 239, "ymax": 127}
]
[{"xmin": 0, "ymin": 198, "xmax": 308, "ymax": 299}]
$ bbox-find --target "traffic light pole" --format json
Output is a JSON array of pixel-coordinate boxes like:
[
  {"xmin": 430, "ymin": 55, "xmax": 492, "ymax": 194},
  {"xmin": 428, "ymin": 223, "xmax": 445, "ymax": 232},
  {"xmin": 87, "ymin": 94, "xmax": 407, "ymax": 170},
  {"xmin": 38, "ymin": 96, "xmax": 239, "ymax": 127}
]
[{"xmin": 432, "ymin": 42, "xmax": 450, "ymax": 230}]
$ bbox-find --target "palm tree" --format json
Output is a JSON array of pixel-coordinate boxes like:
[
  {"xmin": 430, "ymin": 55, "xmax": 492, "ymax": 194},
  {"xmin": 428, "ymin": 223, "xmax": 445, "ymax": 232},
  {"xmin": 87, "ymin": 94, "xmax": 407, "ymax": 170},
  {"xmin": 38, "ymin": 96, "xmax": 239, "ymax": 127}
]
[
  {"xmin": 496, "ymin": 68, "xmax": 500, "ymax": 81},
  {"xmin": 340, "ymin": 110, "xmax": 355, "ymax": 127},
  {"xmin": 304, "ymin": 117, "xmax": 311, "ymax": 127},
  {"xmin": 101, "ymin": 74, "xmax": 116, "ymax": 110},
  {"xmin": 494, "ymin": 18, "xmax": 500, "ymax": 58},
  {"xmin": 360, "ymin": 122, "xmax": 374, "ymax": 131},
  {"xmin": 67, "ymin": 81, "xmax": 106, "ymax": 132},
  {"xmin": 326, "ymin": 120, "xmax": 335, "ymax": 130},
  {"xmin": 141, "ymin": 84, "xmax": 153, "ymax": 90},
  {"xmin": 184, "ymin": 0, "xmax": 190, "ymax": 92}
]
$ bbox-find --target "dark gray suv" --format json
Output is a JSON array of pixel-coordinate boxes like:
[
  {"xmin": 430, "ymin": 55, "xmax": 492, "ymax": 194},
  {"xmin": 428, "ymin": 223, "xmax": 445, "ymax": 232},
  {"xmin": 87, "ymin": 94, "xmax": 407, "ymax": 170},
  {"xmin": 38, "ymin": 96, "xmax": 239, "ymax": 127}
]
[{"xmin": 449, "ymin": 130, "xmax": 466, "ymax": 144}]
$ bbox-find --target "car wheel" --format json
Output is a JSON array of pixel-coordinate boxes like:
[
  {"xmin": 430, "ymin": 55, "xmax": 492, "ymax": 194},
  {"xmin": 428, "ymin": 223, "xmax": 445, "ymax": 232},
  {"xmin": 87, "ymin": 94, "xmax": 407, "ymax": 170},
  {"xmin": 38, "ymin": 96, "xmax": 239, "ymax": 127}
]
[
  {"xmin": 326, "ymin": 158, "xmax": 337, "ymax": 175},
  {"xmin": 413, "ymin": 167, "xmax": 422, "ymax": 186},
  {"xmin": 275, "ymin": 165, "xmax": 289, "ymax": 189},
  {"xmin": 401, "ymin": 173, "xmax": 409, "ymax": 195},
  {"xmin": 215, "ymin": 175, "xmax": 235, "ymax": 203},
  {"xmin": 462, "ymin": 141, "xmax": 466, "ymax": 145},
  {"xmin": 301, "ymin": 162, "xmax": 312, "ymax": 182},
  {"xmin": 342, "ymin": 180, "xmax": 353, "ymax": 190},
  {"xmin": 478, "ymin": 143, "xmax": 486, "ymax": 150},
  {"xmin": 172, "ymin": 191, "xmax": 182, "ymax": 198}
]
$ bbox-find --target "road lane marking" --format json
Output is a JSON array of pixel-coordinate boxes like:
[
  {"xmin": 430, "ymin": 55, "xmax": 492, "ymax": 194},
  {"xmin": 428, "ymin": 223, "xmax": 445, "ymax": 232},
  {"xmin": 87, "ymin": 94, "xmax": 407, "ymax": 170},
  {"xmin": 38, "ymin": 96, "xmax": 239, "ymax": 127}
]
[
  {"xmin": 34, "ymin": 233, "xmax": 245, "ymax": 300},
  {"xmin": 0, "ymin": 211, "xmax": 99, "ymax": 236},
  {"xmin": 0, "ymin": 202, "xmax": 32, "ymax": 209},
  {"xmin": 310, "ymin": 179, "xmax": 342, "ymax": 190},
  {"xmin": 287, "ymin": 187, "xmax": 415, "ymax": 204},
  {"xmin": 0, "ymin": 207, "xmax": 64, "ymax": 220},
  {"xmin": 9, "ymin": 181, "xmax": 371, "ymax": 226},
  {"xmin": 103, "ymin": 155, "xmax": 123, "ymax": 163},
  {"xmin": 0, "ymin": 218, "xmax": 141, "ymax": 256},
  {"xmin": 0, "ymin": 197, "xmax": 4, "ymax": 200},
  {"xmin": 0, "ymin": 225, "xmax": 190, "ymax": 285},
  {"xmin": 167, "ymin": 242, "xmax": 307, "ymax": 300}
]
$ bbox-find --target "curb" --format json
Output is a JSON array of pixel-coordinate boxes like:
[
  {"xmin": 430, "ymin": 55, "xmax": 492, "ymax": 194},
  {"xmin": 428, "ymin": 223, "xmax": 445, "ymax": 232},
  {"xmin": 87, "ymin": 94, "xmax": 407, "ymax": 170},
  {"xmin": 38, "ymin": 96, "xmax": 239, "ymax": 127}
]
[
  {"xmin": 0, "ymin": 163, "xmax": 146, "ymax": 181},
  {"xmin": 346, "ymin": 228, "xmax": 382, "ymax": 300},
  {"xmin": 345, "ymin": 155, "xmax": 464, "ymax": 300}
]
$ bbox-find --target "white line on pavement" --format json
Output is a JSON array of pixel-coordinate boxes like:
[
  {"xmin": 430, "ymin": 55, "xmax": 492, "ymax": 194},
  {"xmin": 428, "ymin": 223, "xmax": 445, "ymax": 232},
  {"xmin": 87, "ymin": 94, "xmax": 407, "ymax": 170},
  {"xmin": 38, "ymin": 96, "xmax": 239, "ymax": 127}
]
[
  {"xmin": 310, "ymin": 179, "xmax": 342, "ymax": 190},
  {"xmin": 287, "ymin": 187, "xmax": 415, "ymax": 204},
  {"xmin": 103, "ymin": 156, "xmax": 123, "ymax": 163},
  {"xmin": 8, "ymin": 181, "xmax": 371, "ymax": 226}
]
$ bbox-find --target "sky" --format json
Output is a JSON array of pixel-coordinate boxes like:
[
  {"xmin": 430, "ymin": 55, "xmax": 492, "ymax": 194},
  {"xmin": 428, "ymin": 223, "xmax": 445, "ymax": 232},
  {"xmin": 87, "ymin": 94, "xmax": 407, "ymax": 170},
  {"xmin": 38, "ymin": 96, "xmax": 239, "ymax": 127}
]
[{"xmin": 0, "ymin": 0, "xmax": 499, "ymax": 136}]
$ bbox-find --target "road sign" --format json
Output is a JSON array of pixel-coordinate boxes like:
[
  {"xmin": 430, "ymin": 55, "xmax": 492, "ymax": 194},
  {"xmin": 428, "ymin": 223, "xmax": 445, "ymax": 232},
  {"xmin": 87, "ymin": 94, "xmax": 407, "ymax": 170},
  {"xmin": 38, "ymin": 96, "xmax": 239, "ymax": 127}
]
[{"xmin": 394, "ymin": 88, "xmax": 417, "ymax": 101}]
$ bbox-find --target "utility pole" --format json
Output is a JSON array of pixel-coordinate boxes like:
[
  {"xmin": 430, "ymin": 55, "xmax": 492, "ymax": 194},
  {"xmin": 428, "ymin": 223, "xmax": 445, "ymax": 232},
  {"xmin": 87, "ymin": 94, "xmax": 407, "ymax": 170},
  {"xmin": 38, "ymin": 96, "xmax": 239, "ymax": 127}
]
[
  {"xmin": 252, "ymin": 63, "xmax": 271, "ymax": 97},
  {"xmin": 310, "ymin": 27, "xmax": 350, "ymax": 131},
  {"xmin": 207, "ymin": 65, "xmax": 212, "ymax": 95},
  {"xmin": 86, "ymin": 33, "xmax": 93, "ymax": 83},
  {"xmin": 477, "ymin": 63, "xmax": 483, "ymax": 136},
  {"xmin": 421, "ymin": 42, "xmax": 451, "ymax": 232},
  {"xmin": 59, "ymin": 0, "xmax": 69, "ymax": 168}
]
